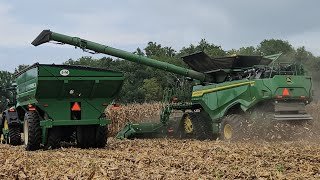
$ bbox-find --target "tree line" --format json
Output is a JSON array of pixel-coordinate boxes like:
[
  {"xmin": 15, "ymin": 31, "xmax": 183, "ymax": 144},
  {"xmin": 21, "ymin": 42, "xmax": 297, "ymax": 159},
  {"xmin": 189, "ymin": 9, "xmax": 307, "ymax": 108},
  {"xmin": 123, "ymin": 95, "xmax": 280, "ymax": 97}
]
[{"xmin": 1, "ymin": 38, "xmax": 320, "ymax": 104}]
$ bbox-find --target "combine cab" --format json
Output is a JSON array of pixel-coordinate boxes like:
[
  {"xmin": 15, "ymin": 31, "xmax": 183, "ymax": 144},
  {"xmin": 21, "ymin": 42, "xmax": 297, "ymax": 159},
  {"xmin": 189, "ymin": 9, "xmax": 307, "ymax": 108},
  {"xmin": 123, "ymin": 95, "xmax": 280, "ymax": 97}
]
[
  {"xmin": 31, "ymin": 30, "xmax": 313, "ymax": 141},
  {"xmin": 1, "ymin": 64, "xmax": 124, "ymax": 150}
]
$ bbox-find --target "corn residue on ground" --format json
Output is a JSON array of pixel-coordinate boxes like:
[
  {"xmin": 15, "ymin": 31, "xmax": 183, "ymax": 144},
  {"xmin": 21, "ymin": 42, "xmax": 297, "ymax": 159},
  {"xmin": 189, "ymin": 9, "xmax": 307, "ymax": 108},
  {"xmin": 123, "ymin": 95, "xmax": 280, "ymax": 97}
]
[
  {"xmin": 1, "ymin": 102, "xmax": 320, "ymax": 179},
  {"xmin": 1, "ymin": 139, "xmax": 320, "ymax": 179}
]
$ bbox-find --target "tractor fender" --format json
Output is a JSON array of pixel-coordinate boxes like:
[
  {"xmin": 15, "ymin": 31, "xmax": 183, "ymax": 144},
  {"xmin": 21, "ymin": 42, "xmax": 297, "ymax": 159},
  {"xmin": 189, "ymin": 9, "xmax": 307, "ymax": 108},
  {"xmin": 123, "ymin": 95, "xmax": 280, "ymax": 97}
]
[
  {"xmin": 3, "ymin": 110, "xmax": 20, "ymax": 126},
  {"xmin": 222, "ymin": 101, "xmax": 246, "ymax": 117},
  {"xmin": 0, "ymin": 112, "xmax": 4, "ymax": 128}
]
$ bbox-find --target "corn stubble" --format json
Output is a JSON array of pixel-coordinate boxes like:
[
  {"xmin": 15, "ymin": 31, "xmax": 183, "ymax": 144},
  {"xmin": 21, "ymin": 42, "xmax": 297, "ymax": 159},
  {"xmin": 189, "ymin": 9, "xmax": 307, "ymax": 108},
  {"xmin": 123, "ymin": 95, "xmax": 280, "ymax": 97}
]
[
  {"xmin": 0, "ymin": 102, "xmax": 320, "ymax": 179},
  {"xmin": 106, "ymin": 102, "xmax": 162, "ymax": 136}
]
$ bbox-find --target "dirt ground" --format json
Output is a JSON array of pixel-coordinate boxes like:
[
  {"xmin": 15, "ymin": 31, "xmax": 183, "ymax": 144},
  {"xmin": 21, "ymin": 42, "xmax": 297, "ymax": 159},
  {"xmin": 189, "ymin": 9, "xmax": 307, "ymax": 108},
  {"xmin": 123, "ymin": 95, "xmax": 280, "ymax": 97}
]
[
  {"xmin": 1, "ymin": 138, "xmax": 320, "ymax": 179},
  {"xmin": 1, "ymin": 103, "xmax": 320, "ymax": 179}
]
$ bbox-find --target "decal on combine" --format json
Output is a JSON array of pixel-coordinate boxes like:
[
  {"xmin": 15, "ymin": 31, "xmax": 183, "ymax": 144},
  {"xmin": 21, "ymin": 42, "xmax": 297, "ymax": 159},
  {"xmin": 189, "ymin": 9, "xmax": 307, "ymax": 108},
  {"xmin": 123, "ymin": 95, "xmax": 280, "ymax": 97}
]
[
  {"xmin": 60, "ymin": 69, "xmax": 70, "ymax": 76},
  {"xmin": 286, "ymin": 77, "xmax": 292, "ymax": 84}
]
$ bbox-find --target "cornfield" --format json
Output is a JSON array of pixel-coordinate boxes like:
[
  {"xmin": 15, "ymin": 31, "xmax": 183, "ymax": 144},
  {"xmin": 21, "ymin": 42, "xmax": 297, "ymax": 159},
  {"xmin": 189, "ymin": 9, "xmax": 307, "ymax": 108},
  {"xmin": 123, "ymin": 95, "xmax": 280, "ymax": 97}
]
[
  {"xmin": 1, "ymin": 102, "xmax": 320, "ymax": 179},
  {"xmin": 106, "ymin": 102, "xmax": 162, "ymax": 136}
]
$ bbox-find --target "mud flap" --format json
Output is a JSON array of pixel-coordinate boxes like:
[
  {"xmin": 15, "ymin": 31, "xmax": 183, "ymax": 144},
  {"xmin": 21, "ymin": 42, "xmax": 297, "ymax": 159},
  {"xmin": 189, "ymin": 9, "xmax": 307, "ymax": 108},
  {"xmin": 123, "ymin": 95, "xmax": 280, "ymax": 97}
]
[
  {"xmin": 274, "ymin": 102, "xmax": 312, "ymax": 121},
  {"xmin": 273, "ymin": 114, "xmax": 313, "ymax": 121}
]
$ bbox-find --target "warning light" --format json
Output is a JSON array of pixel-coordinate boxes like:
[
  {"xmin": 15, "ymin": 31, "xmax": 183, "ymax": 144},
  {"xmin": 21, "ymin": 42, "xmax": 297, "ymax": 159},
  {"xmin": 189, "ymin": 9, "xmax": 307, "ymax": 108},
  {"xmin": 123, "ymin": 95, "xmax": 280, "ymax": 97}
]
[
  {"xmin": 167, "ymin": 127, "xmax": 174, "ymax": 133},
  {"xmin": 28, "ymin": 104, "xmax": 36, "ymax": 111},
  {"xmin": 113, "ymin": 104, "xmax": 120, "ymax": 109},
  {"xmin": 71, "ymin": 102, "xmax": 81, "ymax": 111},
  {"xmin": 171, "ymin": 97, "xmax": 178, "ymax": 101},
  {"xmin": 282, "ymin": 88, "xmax": 290, "ymax": 96},
  {"xmin": 9, "ymin": 108, "xmax": 15, "ymax": 112}
]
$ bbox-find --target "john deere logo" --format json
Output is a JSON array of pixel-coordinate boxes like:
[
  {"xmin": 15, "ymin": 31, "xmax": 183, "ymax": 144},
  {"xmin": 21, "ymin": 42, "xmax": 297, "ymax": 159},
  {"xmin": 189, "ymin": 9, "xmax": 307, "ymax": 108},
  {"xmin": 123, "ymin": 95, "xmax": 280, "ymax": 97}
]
[
  {"xmin": 286, "ymin": 77, "xmax": 292, "ymax": 83},
  {"xmin": 60, "ymin": 69, "xmax": 70, "ymax": 76}
]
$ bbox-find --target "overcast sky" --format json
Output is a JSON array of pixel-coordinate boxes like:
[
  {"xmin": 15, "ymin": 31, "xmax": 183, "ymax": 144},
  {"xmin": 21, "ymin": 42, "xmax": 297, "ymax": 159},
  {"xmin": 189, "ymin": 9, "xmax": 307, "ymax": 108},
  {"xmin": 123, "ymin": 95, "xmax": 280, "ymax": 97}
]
[{"xmin": 0, "ymin": 0, "xmax": 319, "ymax": 72}]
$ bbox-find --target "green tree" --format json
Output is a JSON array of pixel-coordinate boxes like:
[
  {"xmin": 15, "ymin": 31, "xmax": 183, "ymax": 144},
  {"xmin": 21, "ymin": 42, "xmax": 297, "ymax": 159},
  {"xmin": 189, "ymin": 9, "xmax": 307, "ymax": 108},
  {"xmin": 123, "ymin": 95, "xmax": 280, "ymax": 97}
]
[
  {"xmin": 142, "ymin": 78, "xmax": 162, "ymax": 101},
  {"xmin": 295, "ymin": 46, "xmax": 313, "ymax": 64},
  {"xmin": 145, "ymin": 42, "xmax": 176, "ymax": 57},
  {"xmin": 227, "ymin": 46, "xmax": 259, "ymax": 56},
  {"xmin": 238, "ymin": 46, "xmax": 259, "ymax": 55},
  {"xmin": 0, "ymin": 71, "xmax": 14, "ymax": 110},
  {"xmin": 257, "ymin": 39, "xmax": 293, "ymax": 55},
  {"xmin": 180, "ymin": 39, "xmax": 226, "ymax": 57}
]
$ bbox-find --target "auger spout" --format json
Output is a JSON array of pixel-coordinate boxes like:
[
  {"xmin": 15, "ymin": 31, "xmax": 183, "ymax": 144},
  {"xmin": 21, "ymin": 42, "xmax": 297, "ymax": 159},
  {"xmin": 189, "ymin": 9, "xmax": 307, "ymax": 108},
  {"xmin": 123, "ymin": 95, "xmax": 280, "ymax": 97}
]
[{"xmin": 32, "ymin": 30, "xmax": 212, "ymax": 82}]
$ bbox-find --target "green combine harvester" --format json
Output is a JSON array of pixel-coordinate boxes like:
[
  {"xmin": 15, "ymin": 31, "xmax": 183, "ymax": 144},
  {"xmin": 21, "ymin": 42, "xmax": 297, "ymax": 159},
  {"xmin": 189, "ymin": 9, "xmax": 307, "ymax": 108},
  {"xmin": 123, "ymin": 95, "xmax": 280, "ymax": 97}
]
[
  {"xmin": 30, "ymin": 30, "xmax": 313, "ymax": 141},
  {"xmin": 0, "ymin": 64, "xmax": 124, "ymax": 150}
]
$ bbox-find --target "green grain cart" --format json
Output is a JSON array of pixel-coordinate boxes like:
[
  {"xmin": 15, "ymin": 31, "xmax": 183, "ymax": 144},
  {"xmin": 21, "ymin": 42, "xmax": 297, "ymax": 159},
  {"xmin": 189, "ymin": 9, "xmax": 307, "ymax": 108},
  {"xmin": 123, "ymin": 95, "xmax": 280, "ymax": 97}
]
[
  {"xmin": 1, "ymin": 64, "xmax": 124, "ymax": 150},
  {"xmin": 31, "ymin": 30, "xmax": 313, "ymax": 141}
]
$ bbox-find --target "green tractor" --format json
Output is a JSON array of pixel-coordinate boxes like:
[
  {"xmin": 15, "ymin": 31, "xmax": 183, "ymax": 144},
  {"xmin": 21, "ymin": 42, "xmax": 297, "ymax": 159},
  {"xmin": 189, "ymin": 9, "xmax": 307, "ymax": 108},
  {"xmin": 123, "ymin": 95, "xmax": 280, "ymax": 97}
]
[
  {"xmin": 1, "ymin": 64, "xmax": 124, "ymax": 150},
  {"xmin": 31, "ymin": 30, "xmax": 313, "ymax": 141}
]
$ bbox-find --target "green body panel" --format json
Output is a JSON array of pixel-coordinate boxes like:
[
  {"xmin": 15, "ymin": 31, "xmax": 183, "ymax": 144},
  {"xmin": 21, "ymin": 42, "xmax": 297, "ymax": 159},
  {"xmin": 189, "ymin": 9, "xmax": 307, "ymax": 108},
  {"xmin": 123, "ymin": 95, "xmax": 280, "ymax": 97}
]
[
  {"xmin": 191, "ymin": 75, "xmax": 312, "ymax": 123},
  {"xmin": 11, "ymin": 64, "xmax": 124, "ymax": 144},
  {"xmin": 16, "ymin": 64, "xmax": 124, "ymax": 105},
  {"xmin": 40, "ymin": 119, "xmax": 110, "ymax": 128}
]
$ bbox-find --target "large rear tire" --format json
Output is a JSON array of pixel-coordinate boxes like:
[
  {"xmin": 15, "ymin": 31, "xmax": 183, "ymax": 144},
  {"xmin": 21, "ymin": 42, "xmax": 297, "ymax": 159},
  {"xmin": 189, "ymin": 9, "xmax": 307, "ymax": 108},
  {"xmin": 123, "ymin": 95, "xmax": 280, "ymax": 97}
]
[
  {"xmin": 179, "ymin": 112, "xmax": 213, "ymax": 140},
  {"xmin": 1, "ymin": 117, "xmax": 9, "ymax": 144},
  {"xmin": 24, "ymin": 111, "xmax": 42, "ymax": 151},
  {"xmin": 76, "ymin": 125, "xmax": 96, "ymax": 148},
  {"xmin": 95, "ymin": 126, "xmax": 107, "ymax": 148},
  {"xmin": 8, "ymin": 125, "xmax": 21, "ymax": 146},
  {"xmin": 46, "ymin": 127, "xmax": 62, "ymax": 149},
  {"xmin": 219, "ymin": 114, "xmax": 247, "ymax": 141},
  {"xmin": 77, "ymin": 125, "xmax": 107, "ymax": 148},
  {"xmin": 0, "ymin": 117, "xmax": 21, "ymax": 145}
]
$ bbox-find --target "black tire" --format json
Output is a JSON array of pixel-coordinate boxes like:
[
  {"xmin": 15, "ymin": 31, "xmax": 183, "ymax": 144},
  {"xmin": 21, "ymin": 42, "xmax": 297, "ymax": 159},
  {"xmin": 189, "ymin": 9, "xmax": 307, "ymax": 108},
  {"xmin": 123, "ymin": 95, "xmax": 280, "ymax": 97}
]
[
  {"xmin": 0, "ymin": 118, "xmax": 3, "ymax": 136},
  {"xmin": 95, "ymin": 126, "xmax": 107, "ymax": 148},
  {"xmin": 60, "ymin": 126, "xmax": 76, "ymax": 143},
  {"xmin": 46, "ymin": 127, "xmax": 61, "ymax": 149},
  {"xmin": 219, "ymin": 114, "xmax": 247, "ymax": 141},
  {"xmin": 62, "ymin": 131, "xmax": 76, "ymax": 143},
  {"xmin": 76, "ymin": 125, "xmax": 96, "ymax": 148},
  {"xmin": 8, "ymin": 125, "xmax": 21, "ymax": 146},
  {"xmin": 179, "ymin": 112, "xmax": 213, "ymax": 140},
  {"xmin": 24, "ymin": 111, "xmax": 42, "ymax": 151},
  {"xmin": 1, "ymin": 116, "xmax": 8, "ymax": 144}
]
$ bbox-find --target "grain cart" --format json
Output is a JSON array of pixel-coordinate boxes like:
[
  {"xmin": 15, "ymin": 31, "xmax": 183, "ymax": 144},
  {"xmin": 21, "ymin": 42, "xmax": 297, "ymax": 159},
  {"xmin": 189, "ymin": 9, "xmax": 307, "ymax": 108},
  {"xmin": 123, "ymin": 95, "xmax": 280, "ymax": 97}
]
[
  {"xmin": 32, "ymin": 30, "xmax": 313, "ymax": 141},
  {"xmin": 1, "ymin": 64, "xmax": 124, "ymax": 150}
]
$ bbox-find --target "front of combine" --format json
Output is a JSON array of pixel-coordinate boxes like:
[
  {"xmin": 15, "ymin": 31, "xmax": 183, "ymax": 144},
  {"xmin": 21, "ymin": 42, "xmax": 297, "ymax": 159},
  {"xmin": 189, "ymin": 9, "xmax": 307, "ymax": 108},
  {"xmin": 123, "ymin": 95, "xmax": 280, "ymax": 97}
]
[{"xmin": 3, "ymin": 63, "xmax": 124, "ymax": 150}]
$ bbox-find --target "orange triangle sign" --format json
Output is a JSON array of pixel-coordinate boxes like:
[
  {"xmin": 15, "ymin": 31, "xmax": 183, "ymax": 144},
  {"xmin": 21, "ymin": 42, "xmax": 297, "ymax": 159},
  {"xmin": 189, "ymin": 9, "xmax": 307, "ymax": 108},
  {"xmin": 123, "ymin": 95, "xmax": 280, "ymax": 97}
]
[
  {"xmin": 71, "ymin": 102, "xmax": 81, "ymax": 111},
  {"xmin": 282, "ymin": 88, "xmax": 290, "ymax": 96}
]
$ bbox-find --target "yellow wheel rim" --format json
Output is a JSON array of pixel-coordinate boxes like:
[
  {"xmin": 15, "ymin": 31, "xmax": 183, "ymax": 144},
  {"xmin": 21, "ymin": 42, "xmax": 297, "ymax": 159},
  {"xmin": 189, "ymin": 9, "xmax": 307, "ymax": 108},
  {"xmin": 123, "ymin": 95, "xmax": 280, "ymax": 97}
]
[
  {"xmin": 1, "ymin": 118, "xmax": 9, "ymax": 142},
  {"xmin": 4, "ymin": 118, "xmax": 8, "ymax": 130},
  {"xmin": 184, "ymin": 116, "xmax": 193, "ymax": 133},
  {"xmin": 224, "ymin": 124, "xmax": 233, "ymax": 140}
]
